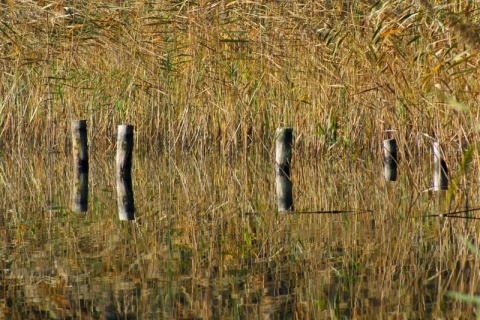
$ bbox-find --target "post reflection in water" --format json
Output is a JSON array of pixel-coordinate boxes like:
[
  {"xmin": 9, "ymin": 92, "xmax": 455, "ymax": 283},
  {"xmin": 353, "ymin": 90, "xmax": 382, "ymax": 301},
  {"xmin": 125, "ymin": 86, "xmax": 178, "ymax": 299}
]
[
  {"xmin": 116, "ymin": 171, "xmax": 135, "ymax": 221},
  {"xmin": 72, "ymin": 167, "xmax": 88, "ymax": 212},
  {"xmin": 71, "ymin": 120, "xmax": 89, "ymax": 212},
  {"xmin": 116, "ymin": 125, "xmax": 135, "ymax": 220},
  {"xmin": 275, "ymin": 127, "xmax": 294, "ymax": 212}
]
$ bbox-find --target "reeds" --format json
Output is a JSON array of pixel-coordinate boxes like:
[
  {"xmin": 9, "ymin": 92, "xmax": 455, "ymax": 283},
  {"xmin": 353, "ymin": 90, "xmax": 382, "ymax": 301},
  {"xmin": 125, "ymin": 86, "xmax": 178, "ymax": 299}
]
[
  {"xmin": 2, "ymin": 1, "xmax": 480, "ymax": 317},
  {"xmin": 0, "ymin": 1, "xmax": 479, "ymax": 161}
]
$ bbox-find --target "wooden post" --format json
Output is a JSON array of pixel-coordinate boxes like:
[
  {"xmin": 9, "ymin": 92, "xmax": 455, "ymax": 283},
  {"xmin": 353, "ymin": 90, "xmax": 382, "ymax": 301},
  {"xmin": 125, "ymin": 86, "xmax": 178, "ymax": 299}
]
[
  {"xmin": 275, "ymin": 127, "xmax": 293, "ymax": 212},
  {"xmin": 71, "ymin": 120, "xmax": 88, "ymax": 212},
  {"xmin": 383, "ymin": 139, "xmax": 397, "ymax": 181},
  {"xmin": 71, "ymin": 120, "xmax": 88, "ymax": 169},
  {"xmin": 116, "ymin": 125, "xmax": 135, "ymax": 220},
  {"xmin": 433, "ymin": 141, "xmax": 448, "ymax": 191}
]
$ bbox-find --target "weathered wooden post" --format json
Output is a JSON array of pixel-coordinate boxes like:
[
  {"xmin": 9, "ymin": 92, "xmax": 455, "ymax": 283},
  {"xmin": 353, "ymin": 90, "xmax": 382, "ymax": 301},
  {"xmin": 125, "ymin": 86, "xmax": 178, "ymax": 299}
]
[
  {"xmin": 275, "ymin": 127, "xmax": 294, "ymax": 212},
  {"xmin": 433, "ymin": 141, "xmax": 448, "ymax": 191},
  {"xmin": 116, "ymin": 125, "xmax": 135, "ymax": 220},
  {"xmin": 71, "ymin": 120, "xmax": 88, "ymax": 169},
  {"xmin": 383, "ymin": 139, "xmax": 397, "ymax": 181},
  {"xmin": 71, "ymin": 120, "xmax": 88, "ymax": 212}
]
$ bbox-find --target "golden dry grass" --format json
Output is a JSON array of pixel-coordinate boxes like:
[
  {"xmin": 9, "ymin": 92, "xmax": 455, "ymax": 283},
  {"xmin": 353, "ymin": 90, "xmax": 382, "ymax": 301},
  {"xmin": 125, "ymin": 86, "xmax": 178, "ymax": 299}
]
[
  {"xmin": 1, "ymin": 0, "xmax": 480, "ymax": 161},
  {"xmin": 3, "ymin": 0, "xmax": 480, "ymax": 318}
]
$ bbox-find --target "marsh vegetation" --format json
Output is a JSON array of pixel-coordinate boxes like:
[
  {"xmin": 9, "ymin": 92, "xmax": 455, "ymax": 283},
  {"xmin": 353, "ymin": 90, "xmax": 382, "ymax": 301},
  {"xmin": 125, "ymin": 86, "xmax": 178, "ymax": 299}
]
[{"xmin": 2, "ymin": 0, "xmax": 480, "ymax": 318}]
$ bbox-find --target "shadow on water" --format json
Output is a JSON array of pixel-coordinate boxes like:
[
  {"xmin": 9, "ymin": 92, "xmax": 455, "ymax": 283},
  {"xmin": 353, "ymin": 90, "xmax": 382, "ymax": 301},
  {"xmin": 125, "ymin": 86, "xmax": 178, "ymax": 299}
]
[{"xmin": 0, "ymin": 148, "xmax": 480, "ymax": 319}]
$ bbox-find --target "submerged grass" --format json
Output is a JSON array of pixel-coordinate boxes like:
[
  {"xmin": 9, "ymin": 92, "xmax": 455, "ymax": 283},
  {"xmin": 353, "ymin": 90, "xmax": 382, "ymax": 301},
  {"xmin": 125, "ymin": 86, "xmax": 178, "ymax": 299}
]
[
  {"xmin": 1, "ymin": 150, "xmax": 480, "ymax": 318},
  {"xmin": 447, "ymin": 236, "xmax": 480, "ymax": 320}
]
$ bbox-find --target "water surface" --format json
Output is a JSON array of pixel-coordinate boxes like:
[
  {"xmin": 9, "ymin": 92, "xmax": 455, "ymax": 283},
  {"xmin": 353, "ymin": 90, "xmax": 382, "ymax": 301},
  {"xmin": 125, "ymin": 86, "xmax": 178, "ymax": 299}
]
[{"xmin": 0, "ymin": 148, "xmax": 479, "ymax": 319}]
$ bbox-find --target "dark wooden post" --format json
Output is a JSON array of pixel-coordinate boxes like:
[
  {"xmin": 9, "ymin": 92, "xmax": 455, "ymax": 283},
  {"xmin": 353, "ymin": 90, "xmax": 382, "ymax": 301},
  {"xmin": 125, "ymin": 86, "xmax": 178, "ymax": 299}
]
[
  {"xmin": 275, "ymin": 127, "xmax": 294, "ymax": 212},
  {"xmin": 71, "ymin": 120, "xmax": 88, "ymax": 169},
  {"xmin": 383, "ymin": 139, "xmax": 397, "ymax": 181},
  {"xmin": 433, "ymin": 141, "xmax": 448, "ymax": 191},
  {"xmin": 71, "ymin": 120, "xmax": 88, "ymax": 212},
  {"xmin": 116, "ymin": 125, "xmax": 135, "ymax": 220}
]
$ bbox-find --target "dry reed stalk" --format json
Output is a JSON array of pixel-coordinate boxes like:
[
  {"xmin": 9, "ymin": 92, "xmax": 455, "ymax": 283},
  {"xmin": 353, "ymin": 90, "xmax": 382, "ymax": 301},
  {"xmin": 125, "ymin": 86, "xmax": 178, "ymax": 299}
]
[{"xmin": 0, "ymin": 0, "xmax": 477, "ymax": 171}]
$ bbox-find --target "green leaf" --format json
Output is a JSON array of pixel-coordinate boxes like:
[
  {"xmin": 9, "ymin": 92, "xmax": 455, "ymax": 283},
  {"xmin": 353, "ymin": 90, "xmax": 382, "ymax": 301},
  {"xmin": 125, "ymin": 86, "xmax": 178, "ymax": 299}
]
[
  {"xmin": 447, "ymin": 97, "xmax": 468, "ymax": 113},
  {"xmin": 446, "ymin": 291, "xmax": 480, "ymax": 304}
]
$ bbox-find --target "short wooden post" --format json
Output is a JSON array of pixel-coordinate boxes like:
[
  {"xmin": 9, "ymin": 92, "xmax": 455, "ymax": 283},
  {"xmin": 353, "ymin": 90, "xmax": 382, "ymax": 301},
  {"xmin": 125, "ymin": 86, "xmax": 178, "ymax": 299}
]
[
  {"xmin": 116, "ymin": 125, "xmax": 135, "ymax": 220},
  {"xmin": 383, "ymin": 139, "xmax": 397, "ymax": 181},
  {"xmin": 275, "ymin": 127, "xmax": 294, "ymax": 212},
  {"xmin": 71, "ymin": 120, "xmax": 88, "ymax": 212},
  {"xmin": 71, "ymin": 120, "xmax": 88, "ymax": 169},
  {"xmin": 433, "ymin": 141, "xmax": 448, "ymax": 191}
]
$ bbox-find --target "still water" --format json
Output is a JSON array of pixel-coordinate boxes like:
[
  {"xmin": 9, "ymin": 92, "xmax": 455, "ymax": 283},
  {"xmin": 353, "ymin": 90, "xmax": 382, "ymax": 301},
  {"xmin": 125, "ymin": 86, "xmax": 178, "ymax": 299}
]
[{"xmin": 1, "ymin": 147, "xmax": 479, "ymax": 319}]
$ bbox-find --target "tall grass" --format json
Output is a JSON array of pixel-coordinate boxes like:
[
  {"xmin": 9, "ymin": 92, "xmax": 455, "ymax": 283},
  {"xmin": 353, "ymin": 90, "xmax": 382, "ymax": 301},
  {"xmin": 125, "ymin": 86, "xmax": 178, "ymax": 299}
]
[
  {"xmin": 1, "ymin": 0, "xmax": 479, "ymax": 161},
  {"xmin": 4, "ymin": 2, "xmax": 480, "ymax": 318}
]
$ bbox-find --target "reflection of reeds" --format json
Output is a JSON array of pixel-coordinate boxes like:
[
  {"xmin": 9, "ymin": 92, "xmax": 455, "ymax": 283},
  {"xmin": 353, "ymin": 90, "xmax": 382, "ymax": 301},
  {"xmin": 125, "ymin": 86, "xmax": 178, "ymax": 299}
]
[{"xmin": 1, "ymin": 148, "xmax": 480, "ymax": 318}]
